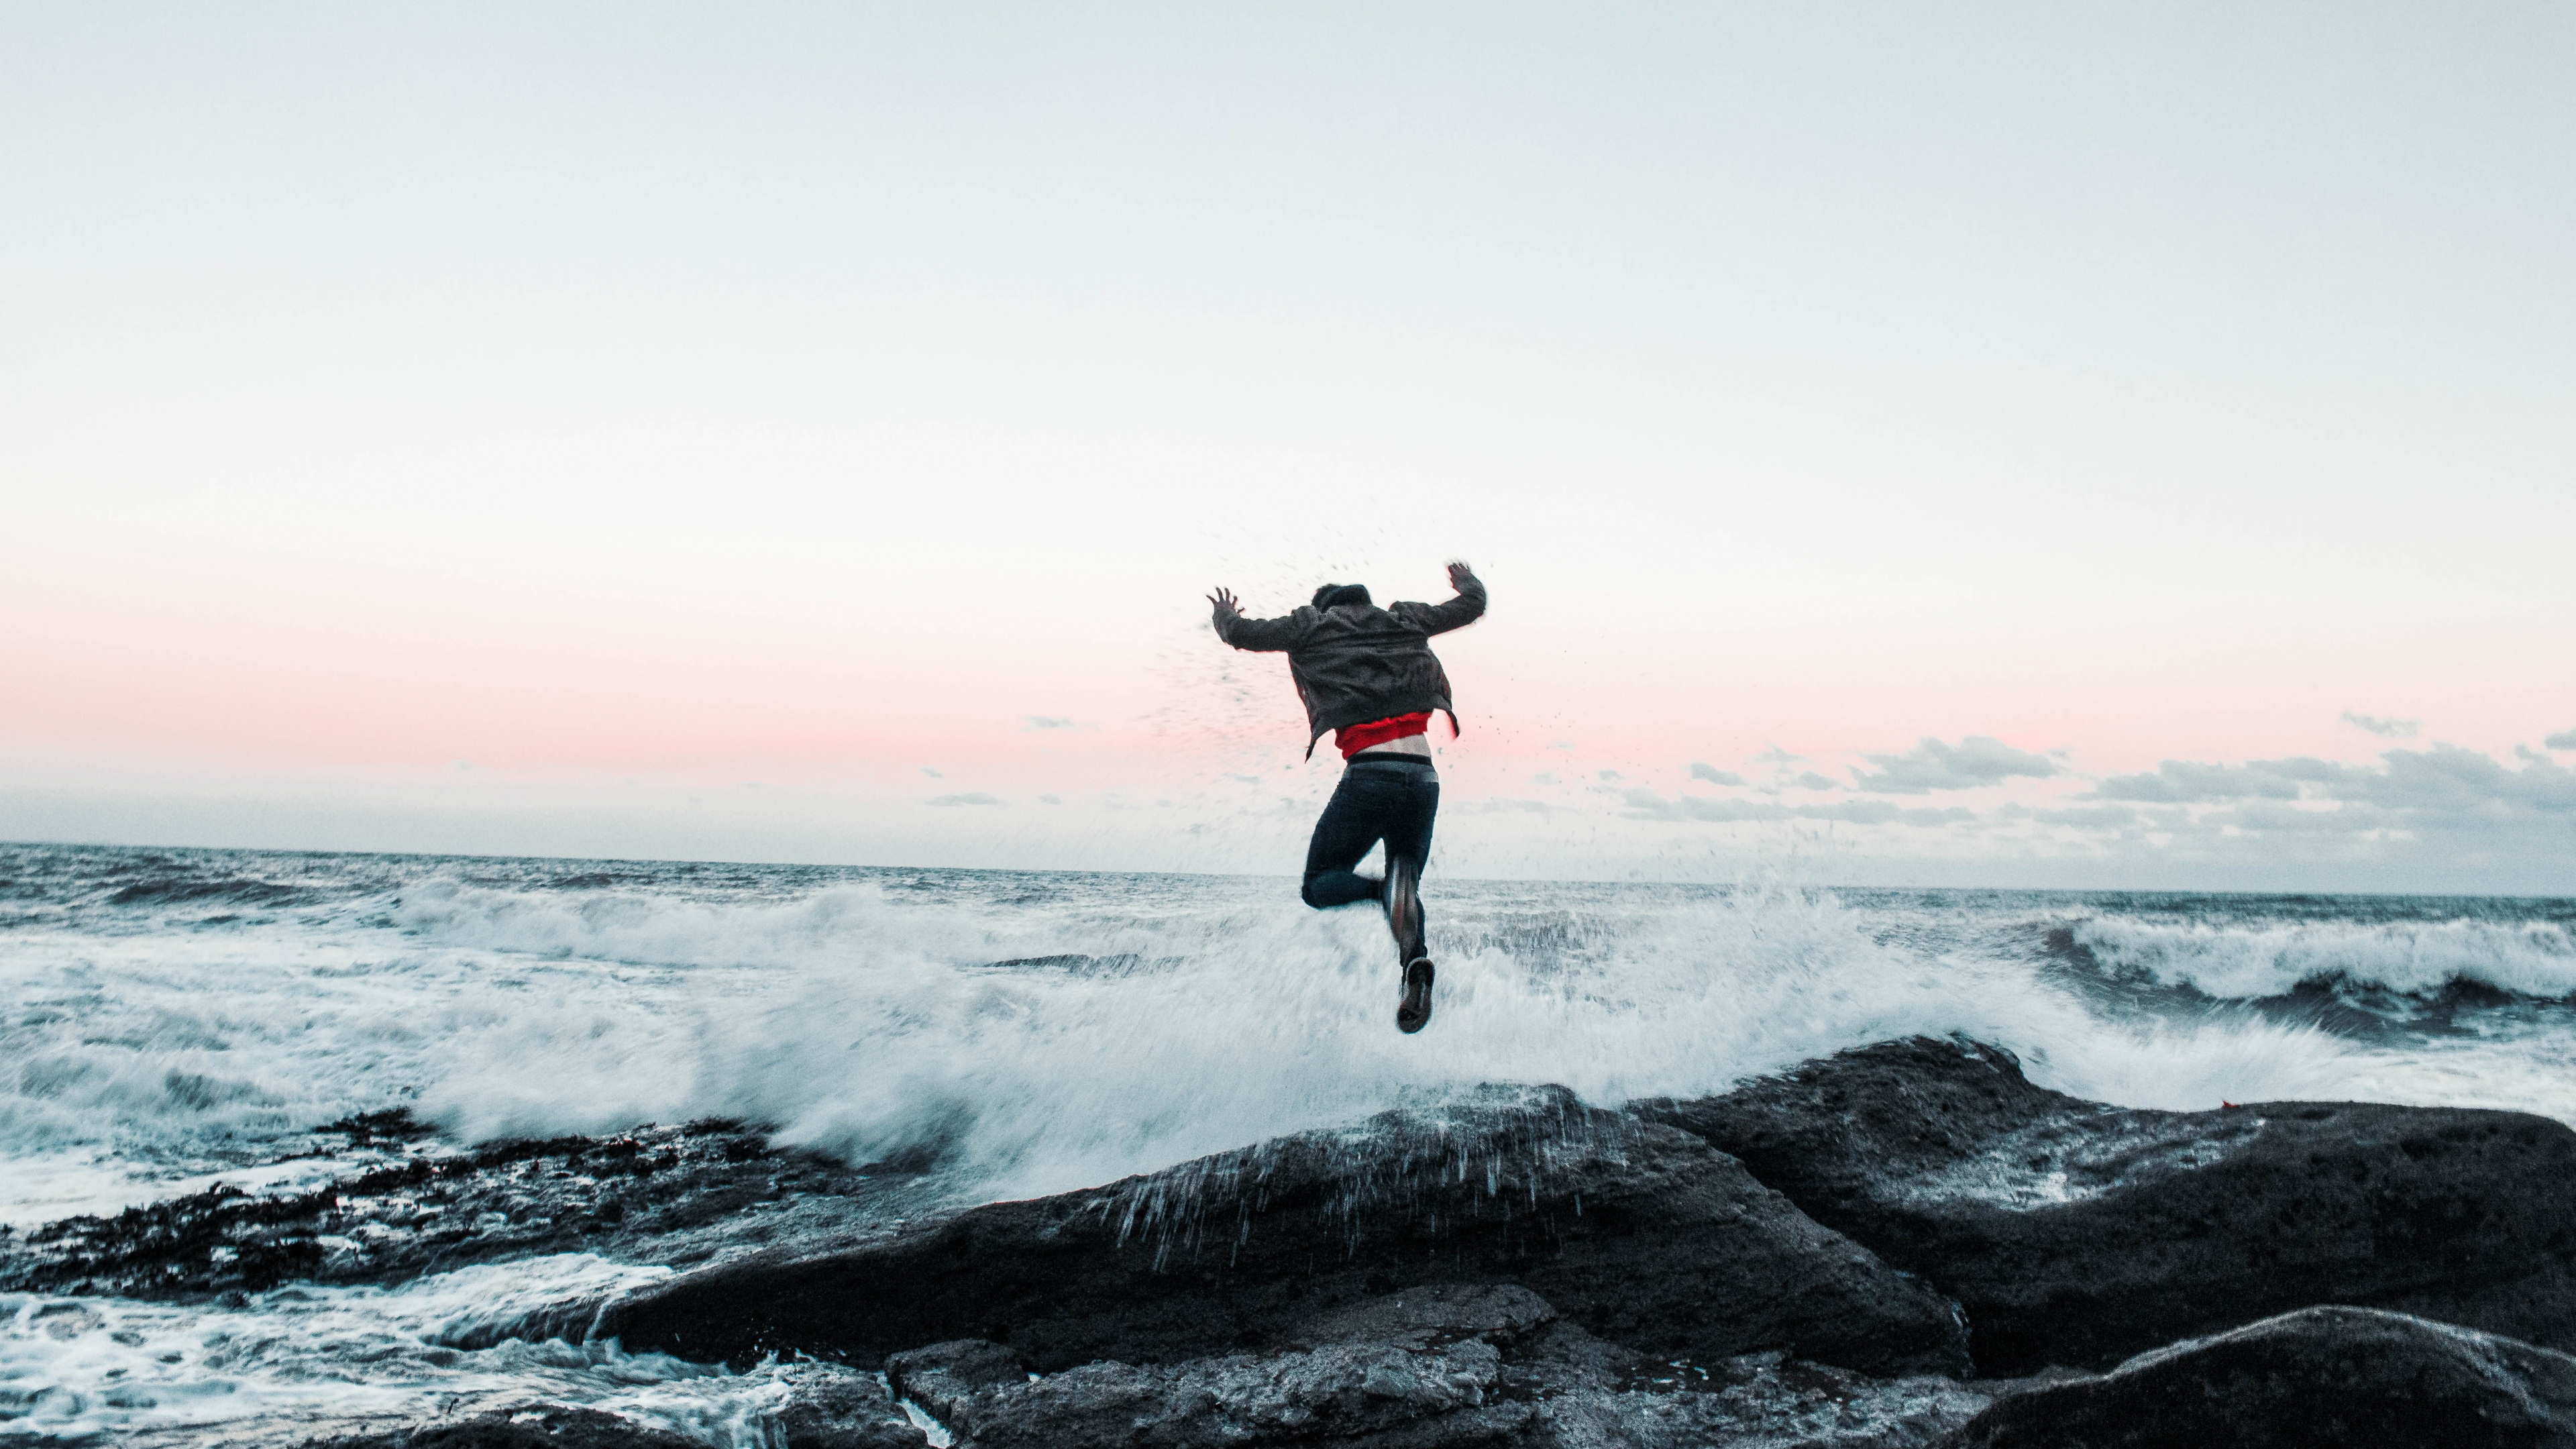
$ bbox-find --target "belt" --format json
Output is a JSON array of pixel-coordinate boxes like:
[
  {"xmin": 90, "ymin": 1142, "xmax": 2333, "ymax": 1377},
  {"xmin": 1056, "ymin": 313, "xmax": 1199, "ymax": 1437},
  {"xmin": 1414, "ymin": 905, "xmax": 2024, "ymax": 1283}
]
[{"xmin": 1345, "ymin": 754, "xmax": 1437, "ymax": 775}]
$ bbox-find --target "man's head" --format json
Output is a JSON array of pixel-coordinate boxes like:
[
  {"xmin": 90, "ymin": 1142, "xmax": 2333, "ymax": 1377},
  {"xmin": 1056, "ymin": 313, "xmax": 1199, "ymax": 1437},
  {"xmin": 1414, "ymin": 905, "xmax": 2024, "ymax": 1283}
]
[{"xmin": 1312, "ymin": 583, "xmax": 1373, "ymax": 610}]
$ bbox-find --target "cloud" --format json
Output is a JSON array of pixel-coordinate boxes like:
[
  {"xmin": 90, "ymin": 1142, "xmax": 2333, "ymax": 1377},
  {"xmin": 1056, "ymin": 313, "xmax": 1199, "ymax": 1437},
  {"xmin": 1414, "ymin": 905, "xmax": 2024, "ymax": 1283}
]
[
  {"xmin": 2089, "ymin": 759, "xmax": 2331, "ymax": 803},
  {"xmin": 1688, "ymin": 762, "xmax": 1746, "ymax": 786},
  {"xmin": 2199, "ymin": 798, "xmax": 2387, "ymax": 835},
  {"xmin": 1532, "ymin": 772, "xmax": 1560, "ymax": 785},
  {"xmin": 1038, "ymin": 794, "xmax": 1063, "ymax": 805},
  {"xmin": 1624, "ymin": 788, "xmax": 1782, "ymax": 822},
  {"xmin": 2033, "ymin": 804, "xmax": 2139, "ymax": 830},
  {"xmin": 1620, "ymin": 787, "xmax": 1972, "ymax": 828},
  {"xmin": 1791, "ymin": 771, "xmax": 1839, "ymax": 792},
  {"xmin": 1808, "ymin": 800, "xmax": 1975, "ymax": 827},
  {"xmin": 2090, "ymin": 746, "xmax": 2576, "ymax": 824},
  {"xmin": 1597, "ymin": 769, "xmax": 1623, "ymax": 782},
  {"xmin": 2326, "ymin": 743, "xmax": 2576, "ymax": 822},
  {"xmin": 1819, "ymin": 799, "xmax": 1905, "ymax": 825},
  {"xmin": 2079, "ymin": 743, "xmax": 2575, "ymax": 845},
  {"xmin": 2342, "ymin": 710, "xmax": 2420, "ymax": 739},
  {"xmin": 1849, "ymin": 736, "xmax": 2061, "ymax": 794},
  {"xmin": 1753, "ymin": 745, "xmax": 1805, "ymax": 765},
  {"xmin": 1462, "ymin": 797, "xmax": 1557, "ymax": 814},
  {"xmin": 927, "ymin": 792, "xmax": 1004, "ymax": 806},
  {"xmin": 1024, "ymin": 714, "xmax": 1077, "ymax": 730},
  {"xmin": 921, "ymin": 767, "xmax": 944, "ymax": 778},
  {"xmin": 1623, "ymin": 790, "xmax": 1781, "ymax": 822},
  {"xmin": 2548, "ymin": 729, "xmax": 2576, "ymax": 751}
]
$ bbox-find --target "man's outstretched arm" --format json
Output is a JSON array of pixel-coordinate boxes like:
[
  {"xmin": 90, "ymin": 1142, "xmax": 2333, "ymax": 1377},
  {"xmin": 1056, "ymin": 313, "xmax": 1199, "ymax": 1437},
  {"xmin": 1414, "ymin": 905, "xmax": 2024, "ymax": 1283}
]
[
  {"xmin": 1209, "ymin": 586, "xmax": 1308, "ymax": 651},
  {"xmin": 1397, "ymin": 561, "xmax": 1488, "ymax": 636}
]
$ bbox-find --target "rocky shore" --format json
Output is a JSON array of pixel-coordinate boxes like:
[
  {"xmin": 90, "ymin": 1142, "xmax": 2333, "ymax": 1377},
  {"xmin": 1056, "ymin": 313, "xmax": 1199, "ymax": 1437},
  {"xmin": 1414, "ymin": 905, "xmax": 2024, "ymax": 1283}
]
[
  {"xmin": 13, "ymin": 1036, "xmax": 2576, "ymax": 1447},
  {"xmin": 0, "ymin": 1112, "xmax": 949, "ymax": 1305}
]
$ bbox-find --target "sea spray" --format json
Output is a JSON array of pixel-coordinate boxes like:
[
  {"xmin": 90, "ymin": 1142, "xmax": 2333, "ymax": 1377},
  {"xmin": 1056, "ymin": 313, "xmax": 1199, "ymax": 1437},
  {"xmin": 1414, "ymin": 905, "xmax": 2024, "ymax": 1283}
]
[
  {"xmin": 9, "ymin": 845, "xmax": 2576, "ymax": 1222},
  {"xmin": 5, "ymin": 844, "xmax": 2576, "ymax": 1445}
]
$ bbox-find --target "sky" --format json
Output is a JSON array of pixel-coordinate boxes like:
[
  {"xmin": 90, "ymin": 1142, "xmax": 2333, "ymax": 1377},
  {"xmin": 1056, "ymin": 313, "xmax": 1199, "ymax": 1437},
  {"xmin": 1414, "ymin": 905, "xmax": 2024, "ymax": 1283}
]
[{"xmin": 4, "ymin": 2, "xmax": 2573, "ymax": 892}]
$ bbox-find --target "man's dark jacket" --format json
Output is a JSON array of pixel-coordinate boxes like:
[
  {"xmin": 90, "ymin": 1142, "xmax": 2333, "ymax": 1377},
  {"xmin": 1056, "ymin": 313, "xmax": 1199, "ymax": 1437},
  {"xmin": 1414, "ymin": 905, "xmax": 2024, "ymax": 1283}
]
[{"xmin": 1215, "ymin": 572, "xmax": 1487, "ymax": 757}]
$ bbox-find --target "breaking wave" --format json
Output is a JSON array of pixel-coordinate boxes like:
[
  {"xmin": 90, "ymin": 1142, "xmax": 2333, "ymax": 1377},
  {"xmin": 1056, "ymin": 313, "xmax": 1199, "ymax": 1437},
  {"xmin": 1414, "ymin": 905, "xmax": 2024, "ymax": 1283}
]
[
  {"xmin": 2064, "ymin": 915, "xmax": 2576, "ymax": 1002},
  {"xmin": 3, "ymin": 851, "xmax": 2443, "ymax": 1218},
  {"xmin": 388, "ymin": 874, "xmax": 2371, "ymax": 1199}
]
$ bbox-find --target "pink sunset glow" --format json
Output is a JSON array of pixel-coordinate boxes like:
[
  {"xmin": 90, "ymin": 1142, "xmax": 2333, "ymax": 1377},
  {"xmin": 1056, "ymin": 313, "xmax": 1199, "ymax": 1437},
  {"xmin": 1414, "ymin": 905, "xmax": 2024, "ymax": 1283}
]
[{"xmin": 4, "ymin": 5, "xmax": 2572, "ymax": 890}]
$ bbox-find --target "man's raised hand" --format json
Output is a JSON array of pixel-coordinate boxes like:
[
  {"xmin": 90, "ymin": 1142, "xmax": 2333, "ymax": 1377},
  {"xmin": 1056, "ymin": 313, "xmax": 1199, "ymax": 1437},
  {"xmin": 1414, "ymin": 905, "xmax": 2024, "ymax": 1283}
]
[
  {"xmin": 1208, "ymin": 586, "xmax": 1242, "ymax": 627},
  {"xmin": 1446, "ymin": 560, "xmax": 1478, "ymax": 591}
]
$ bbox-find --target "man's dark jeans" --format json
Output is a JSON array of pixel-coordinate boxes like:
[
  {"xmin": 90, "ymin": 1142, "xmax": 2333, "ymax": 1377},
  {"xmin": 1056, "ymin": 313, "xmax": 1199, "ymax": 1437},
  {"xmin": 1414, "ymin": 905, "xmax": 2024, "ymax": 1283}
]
[{"xmin": 1301, "ymin": 758, "xmax": 1438, "ymax": 922}]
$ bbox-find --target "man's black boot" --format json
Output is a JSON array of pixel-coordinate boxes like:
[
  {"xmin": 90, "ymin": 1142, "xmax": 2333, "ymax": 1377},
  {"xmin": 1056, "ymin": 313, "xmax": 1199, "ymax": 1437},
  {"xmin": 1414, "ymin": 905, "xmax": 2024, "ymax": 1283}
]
[{"xmin": 1387, "ymin": 857, "xmax": 1434, "ymax": 1033}]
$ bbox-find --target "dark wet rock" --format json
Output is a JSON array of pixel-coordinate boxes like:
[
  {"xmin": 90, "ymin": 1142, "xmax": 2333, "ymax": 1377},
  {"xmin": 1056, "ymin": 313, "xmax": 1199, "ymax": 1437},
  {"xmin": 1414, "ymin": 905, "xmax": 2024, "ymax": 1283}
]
[
  {"xmin": 1549, "ymin": 1351, "xmax": 1988, "ymax": 1449},
  {"xmin": 902, "ymin": 1283, "xmax": 1547, "ymax": 1448},
  {"xmin": 1940, "ymin": 1305, "xmax": 2576, "ymax": 1448},
  {"xmin": 899, "ymin": 1285, "xmax": 1988, "ymax": 1449},
  {"xmin": 0, "ymin": 1117, "xmax": 936, "ymax": 1300},
  {"xmin": 314, "ymin": 1108, "xmax": 449, "ymax": 1150},
  {"xmin": 1297, "ymin": 1282, "xmax": 1564, "ymax": 1350},
  {"xmin": 299, "ymin": 1373, "xmax": 929, "ymax": 1449},
  {"xmin": 1636, "ymin": 1035, "xmax": 2576, "ymax": 1373},
  {"xmin": 929, "ymin": 1332, "xmax": 1521, "ymax": 1447},
  {"xmin": 888, "ymin": 1338, "xmax": 1038, "ymax": 1411},
  {"xmin": 301, "ymin": 1404, "xmax": 706, "ymax": 1448},
  {"xmin": 770, "ymin": 1361, "xmax": 935, "ymax": 1449},
  {"xmin": 602, "ymin": 1089, "xmax": 1968, "ymax": 1379}
]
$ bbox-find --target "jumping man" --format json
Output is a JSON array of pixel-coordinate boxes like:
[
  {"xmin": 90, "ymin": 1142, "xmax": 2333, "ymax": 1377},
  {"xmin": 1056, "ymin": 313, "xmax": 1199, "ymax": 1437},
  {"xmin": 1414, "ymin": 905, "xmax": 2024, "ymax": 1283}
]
[{"xmin": 1208, "ymin": 561, "xmax": 1488, "ymax": 1032}]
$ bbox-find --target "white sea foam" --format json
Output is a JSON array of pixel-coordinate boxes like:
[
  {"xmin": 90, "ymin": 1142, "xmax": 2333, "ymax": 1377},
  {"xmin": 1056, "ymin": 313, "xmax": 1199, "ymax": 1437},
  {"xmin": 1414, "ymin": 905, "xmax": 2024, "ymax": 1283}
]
[
  {"xmin": 0, "ymin": 1149, "xmax": 365, "ymax": 1231},
  {"xmin": 374, "ymin": 876, "xmax": 2387, "ymax": 1198},
  {"xmin": 7, "ymin": 863, "xmax": 2574, "ymax": 1228},
  {"xmin": 0, "ymin": 1254, "xmax": 796, "ymax": 1446},
  {"xmin": 2070, "ymin": 915, "xmax": 2576, "ymax": 1000}
]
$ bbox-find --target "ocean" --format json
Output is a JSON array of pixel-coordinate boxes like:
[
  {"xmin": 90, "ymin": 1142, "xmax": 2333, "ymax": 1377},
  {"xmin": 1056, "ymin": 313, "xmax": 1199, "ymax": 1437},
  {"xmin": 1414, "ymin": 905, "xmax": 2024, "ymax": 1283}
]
[{"xmin": 5, "ymin": 841, "xmax": 2573, "ymax": 1443}]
